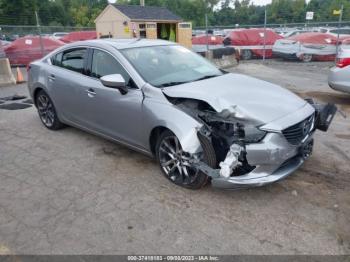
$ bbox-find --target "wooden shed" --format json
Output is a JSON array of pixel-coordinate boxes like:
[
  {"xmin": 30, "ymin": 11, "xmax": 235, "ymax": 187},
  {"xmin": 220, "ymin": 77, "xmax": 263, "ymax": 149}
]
[{"xmin": 94, "ymin": 4, "xmax": 192, "ymax": 48}]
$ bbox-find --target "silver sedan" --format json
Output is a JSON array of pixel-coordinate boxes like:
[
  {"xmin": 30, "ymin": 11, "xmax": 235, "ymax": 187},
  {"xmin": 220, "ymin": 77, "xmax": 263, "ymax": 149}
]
[
  {"xmin": 28, "ymin": 39, "xmax": 336, "ymax": 189},
  {"xmin": 329, "ymin": 43, "xmax": 350, "ymax": 93}
]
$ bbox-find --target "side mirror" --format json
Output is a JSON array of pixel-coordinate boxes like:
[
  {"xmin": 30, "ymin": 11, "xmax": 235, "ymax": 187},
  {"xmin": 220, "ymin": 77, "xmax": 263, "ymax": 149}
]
[{"xmin": 100, "ymin": 74, "xmax": 128, "ymax": 95}]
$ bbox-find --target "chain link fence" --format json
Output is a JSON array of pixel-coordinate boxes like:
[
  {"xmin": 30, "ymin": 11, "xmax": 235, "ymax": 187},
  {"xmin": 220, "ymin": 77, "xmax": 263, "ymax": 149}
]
[
  {"xmin": 194, "ymin": 21, "xmax": 350, "ymax": 30},
  {"xmin": 0, "ymin": 25, "xmax": 95, "ymax": 41}
]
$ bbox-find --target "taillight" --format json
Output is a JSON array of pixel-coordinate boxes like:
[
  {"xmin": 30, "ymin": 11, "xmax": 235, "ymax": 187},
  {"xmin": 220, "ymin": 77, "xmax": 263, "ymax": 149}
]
[{"xmin": 336, "ymin": 57, "xmax": 350, "ymax": 68}]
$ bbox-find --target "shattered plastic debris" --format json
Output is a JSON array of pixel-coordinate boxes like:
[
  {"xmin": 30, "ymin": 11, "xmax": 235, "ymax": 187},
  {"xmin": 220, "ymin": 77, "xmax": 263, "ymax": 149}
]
[{"xmin": 219, "ymin": 144, "xmax": 243, "ymax": 178}]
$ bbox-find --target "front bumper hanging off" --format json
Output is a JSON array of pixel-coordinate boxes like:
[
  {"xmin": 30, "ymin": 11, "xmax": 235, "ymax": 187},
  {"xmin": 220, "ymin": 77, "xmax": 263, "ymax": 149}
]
[
  {"xmin": 211, "ymin": 137, "xmax": 315, "ymax": 189},
  {"xmin": 193, "ymin": 101, "xmax": 337, "ymax": 189},
  {"xmin": 194, "ymin": 132, "xmax": 314, "ymax": 189},
  {"xmin": 211, "ymin": 155, "xmax": 305, "ymax": 189}
]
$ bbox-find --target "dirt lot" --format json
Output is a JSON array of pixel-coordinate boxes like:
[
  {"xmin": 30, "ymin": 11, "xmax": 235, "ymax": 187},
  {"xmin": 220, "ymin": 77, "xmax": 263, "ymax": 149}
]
[{"xmin": 0, "ymin": 60, "xmax": 349, "ymax": 255}]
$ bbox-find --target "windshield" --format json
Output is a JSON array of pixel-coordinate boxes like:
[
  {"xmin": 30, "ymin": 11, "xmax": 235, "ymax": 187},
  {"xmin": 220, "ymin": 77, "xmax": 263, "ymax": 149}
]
[{"xmin": 120, "ymin": 45, "xmax": 223, "ymax": 87}]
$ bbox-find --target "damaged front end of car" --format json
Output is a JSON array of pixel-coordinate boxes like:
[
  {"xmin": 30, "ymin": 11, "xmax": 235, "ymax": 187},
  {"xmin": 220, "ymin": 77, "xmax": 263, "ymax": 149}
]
[{"xmin": 166, "ymin": 96, "xmax": 337, "ymax": 189}]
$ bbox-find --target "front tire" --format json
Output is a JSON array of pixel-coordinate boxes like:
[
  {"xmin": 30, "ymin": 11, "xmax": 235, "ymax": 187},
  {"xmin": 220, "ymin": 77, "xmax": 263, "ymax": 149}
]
[
  {"xmin": 35, "ymin": 90, "xmax": 64, "ymax": 130},
  {"xmin": 156, "ymin": 131, "xmax": 212, "ymax": 190}
]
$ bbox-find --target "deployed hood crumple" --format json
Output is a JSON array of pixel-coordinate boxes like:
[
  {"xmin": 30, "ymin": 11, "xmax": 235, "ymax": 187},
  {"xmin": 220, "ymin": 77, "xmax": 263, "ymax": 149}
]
[{"xmin": 162, "ymin": 73, "xmax": 306, "ymax": 124}]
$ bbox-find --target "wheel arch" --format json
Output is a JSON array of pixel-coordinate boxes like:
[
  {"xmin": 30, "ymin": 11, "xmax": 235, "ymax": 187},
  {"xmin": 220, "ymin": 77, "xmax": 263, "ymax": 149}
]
[
  {"xmin": 149, "ymin": 126, "xmax": 170, "ymax": 156},
  {"xmin": 144, "ymin": 102, "xmax": 203, "ymax": 155},
  {"xmin": 31, "ymin": 81, "xmax": 50, "ymax": 106},
  {"xmin": 33, "ymin": 87, "xmax": 44, "ymax": 106}
]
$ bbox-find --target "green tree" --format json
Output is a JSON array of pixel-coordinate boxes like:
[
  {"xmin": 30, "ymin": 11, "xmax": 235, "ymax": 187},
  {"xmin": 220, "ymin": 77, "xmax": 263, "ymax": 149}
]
[
  {"xmin": 0, "ymin": 0, "xmax": 348, "ymax": 28},
  {"xmin": 307, "ymin": 0, "xmax": 350, "ymax": 21},
  {"xmin": 0, "ymin": 0, "xmax": 36, "ymax": 25}
]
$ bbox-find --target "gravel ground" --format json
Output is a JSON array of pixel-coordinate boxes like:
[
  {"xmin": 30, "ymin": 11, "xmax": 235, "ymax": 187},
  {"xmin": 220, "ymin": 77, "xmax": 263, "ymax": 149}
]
[{"xmin": 0, "ymin": 60, "xmax": 349, "ymax": 255}]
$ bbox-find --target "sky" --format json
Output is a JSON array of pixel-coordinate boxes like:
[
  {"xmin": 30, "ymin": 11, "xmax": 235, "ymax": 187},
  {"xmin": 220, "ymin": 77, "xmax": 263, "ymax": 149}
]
[
  {"xmin": 251, "ymin": 0, "xmax": 310, "ymax": 5},
  {"xmin": 108, "ymin": 0, "xmax": 273, "ymax": 4},
  {"xmin": 108, "ymin": 0, "xmax": 310, "ymax": 7},
  {"xmin": 248, "ymin": 0, "xmax": 272, "ymax": 5}
]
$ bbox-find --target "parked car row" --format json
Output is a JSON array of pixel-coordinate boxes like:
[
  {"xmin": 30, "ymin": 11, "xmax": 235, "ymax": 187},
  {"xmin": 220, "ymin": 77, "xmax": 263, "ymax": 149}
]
[
  {"xmin": 2, "ymin": 31, "xmax": 97, "ymax": 65},
  {"xmin": 192, "ymin": 28, "xmax": 350, "ymax": 62},
  {"xmin": 273, "ymin": 32, "xmax": 341, "ymax": 62}
]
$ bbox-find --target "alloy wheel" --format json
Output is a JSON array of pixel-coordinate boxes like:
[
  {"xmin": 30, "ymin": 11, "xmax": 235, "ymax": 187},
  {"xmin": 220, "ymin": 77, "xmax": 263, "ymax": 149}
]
[
  {"xmin": 302, "ymin": 54, "xmax": 313, "ymax": 63},
  {"xmin": 158, "ymin": 135, "xmax": 199, "ymax": 185},
  {"xmin": 37, "ymin": 94, "xmax": 55, "ymax": 127}
]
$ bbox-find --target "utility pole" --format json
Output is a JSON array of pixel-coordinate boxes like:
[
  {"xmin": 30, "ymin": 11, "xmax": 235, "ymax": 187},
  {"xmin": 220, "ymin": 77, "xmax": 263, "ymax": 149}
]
[
  {"xmin": 263, "ymin": 5, "xmax": 267, "ymax": 62},
  {"xmin": 35, "ymin": 11, "xmax": 44, "ymax": 57},
  {"xmin": 205, "ymin": 13, "xmax": 209, "ymax": 53},
  {"xmin": 335, "ymin": 4, "xmax": 344, "ymax": 63}
]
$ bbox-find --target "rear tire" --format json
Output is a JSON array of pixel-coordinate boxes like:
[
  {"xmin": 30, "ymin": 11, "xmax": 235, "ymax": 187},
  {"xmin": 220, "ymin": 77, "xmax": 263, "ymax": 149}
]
[
  {"xmin": 155, "ymin": 130, "xmax": 215, "ymax": 190},
  {"xmin": 241, "ymin": 49, "xmax": 252, "ymax": 60},
  {"xmin": 301, "ymin": 54, "xmax": 313, "ymax": 62},
  {"xmin": 35, "ymin": 90, "xmax": 65, "ymax": 130}
]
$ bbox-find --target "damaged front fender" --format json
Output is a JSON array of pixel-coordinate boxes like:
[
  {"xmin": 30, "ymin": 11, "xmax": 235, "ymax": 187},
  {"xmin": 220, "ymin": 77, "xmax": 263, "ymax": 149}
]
[
  {"xmin": 161, "ymin": 93, "xmax": 338, "ymax": 189},
  {"xmin": 143, "ymin": 96, "xmax": 205, "ymax": 154},
  {"xmin": 166, "ymin": 97, "xmax": 259, "ymax": 180}
]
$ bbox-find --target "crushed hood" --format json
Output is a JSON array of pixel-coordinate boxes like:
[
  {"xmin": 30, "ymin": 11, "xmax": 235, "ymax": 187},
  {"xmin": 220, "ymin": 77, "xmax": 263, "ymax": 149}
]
[{"xmin": 162, "ymin": 73, "xmax": 306, "ymax": 124}]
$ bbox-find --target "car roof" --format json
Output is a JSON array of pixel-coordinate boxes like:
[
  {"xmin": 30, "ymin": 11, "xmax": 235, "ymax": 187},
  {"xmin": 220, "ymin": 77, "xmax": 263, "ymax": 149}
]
[{"xmin": 65, "ymin": 38, "xmax": 175, "ymax": 50}]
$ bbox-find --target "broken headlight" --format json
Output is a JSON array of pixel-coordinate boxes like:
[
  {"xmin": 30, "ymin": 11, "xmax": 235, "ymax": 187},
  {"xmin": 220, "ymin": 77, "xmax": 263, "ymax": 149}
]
[{"xmin": 242, "ymin": 125, "xmax": 266, "ymax": 143}]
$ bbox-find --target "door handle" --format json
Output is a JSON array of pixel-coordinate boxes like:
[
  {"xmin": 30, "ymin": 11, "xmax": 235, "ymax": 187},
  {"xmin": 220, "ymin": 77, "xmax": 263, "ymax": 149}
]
[
  {"xmin": 48, "ymin": 74, "xmax": 55, "ymax": 81},
  {"xmin": 86, "ymin": 88, "xmax": 96, "ymax": 98}
]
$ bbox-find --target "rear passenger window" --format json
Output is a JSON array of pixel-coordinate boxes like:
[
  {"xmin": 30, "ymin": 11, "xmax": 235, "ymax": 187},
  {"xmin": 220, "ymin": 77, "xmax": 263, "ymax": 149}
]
[{"xmin": 61, "ymin": 48, "xmax": 87, "ymax": 73}]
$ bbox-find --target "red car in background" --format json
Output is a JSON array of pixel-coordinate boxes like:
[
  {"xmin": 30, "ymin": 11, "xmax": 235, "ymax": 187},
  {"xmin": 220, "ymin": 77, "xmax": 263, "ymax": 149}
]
[
  {"xmin": 192, "ymin": 34, "xmax": 225, "ymax": 45},
  {"xmin": 273, "ymin": 33, "xmax": 340, "ymax": 62},
  {"xmin": 60, "ymin": 31, "xmax": 97, "ymax": 43},
  {"xmin": 4, "ymin": 36, "xmax": 64, "ymax": 65},
  {"xmin": 223, "ymin": 29, "xmax": 283, "ymax": 59}
]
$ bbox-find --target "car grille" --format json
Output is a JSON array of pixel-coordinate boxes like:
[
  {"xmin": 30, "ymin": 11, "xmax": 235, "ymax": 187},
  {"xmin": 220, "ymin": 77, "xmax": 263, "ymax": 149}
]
[{"xmin": 282, "ymin": 114, "xmax": 315, "ymax": 145}]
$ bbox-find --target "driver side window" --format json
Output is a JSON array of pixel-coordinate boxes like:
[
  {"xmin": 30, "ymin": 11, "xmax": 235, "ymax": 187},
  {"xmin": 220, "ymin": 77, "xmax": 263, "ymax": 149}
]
[{"xmin": 91, "ymin": 49, "xmax": 135, "ymax": 88}]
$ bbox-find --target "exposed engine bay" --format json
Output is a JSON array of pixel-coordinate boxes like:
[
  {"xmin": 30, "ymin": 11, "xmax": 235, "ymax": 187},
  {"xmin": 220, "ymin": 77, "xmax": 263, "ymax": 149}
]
[{"xmin": 166, "ymin": 96, "xmax": 338, "ymax": 181}]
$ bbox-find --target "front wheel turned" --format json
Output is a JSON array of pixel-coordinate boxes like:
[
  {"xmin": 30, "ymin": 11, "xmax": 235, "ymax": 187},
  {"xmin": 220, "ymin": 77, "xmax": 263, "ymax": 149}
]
[{"xmin": 155, "ymin": 131, "xmax": 209, "ymax": 189}]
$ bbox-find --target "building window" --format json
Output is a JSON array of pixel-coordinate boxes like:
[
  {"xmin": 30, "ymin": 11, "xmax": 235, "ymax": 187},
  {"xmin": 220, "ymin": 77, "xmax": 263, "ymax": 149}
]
[
  {"xmin": 179, "ymin": 23, "xmax": 191, "ymax": 29},
  {"xmin": 146, "ymin": 23, "xmax": 156, "ymax": 29}
]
